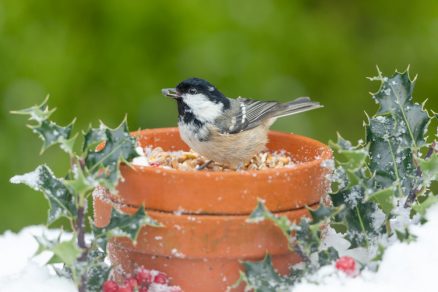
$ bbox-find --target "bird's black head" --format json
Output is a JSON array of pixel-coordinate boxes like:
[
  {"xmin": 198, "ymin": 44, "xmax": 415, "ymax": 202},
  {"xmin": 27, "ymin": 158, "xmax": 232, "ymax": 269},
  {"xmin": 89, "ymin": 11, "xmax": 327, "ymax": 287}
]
[{"xmin": 162, "ymin": 78, "xmax": 230, "ymax": 110}]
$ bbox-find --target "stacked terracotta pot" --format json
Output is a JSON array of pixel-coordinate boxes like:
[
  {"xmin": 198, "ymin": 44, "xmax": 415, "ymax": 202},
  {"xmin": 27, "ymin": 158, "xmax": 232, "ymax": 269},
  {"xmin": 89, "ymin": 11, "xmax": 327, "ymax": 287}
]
[{"xmin": 94, "ymin": 128, "xmax": 331, "ymax": 291}]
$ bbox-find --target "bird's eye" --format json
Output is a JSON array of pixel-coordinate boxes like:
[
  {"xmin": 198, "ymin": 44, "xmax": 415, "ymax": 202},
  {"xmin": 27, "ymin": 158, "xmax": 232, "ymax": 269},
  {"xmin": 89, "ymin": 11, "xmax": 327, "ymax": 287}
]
[{"xmin": 188, "ymin": 88, "xmax": 197, "ymax": 95}]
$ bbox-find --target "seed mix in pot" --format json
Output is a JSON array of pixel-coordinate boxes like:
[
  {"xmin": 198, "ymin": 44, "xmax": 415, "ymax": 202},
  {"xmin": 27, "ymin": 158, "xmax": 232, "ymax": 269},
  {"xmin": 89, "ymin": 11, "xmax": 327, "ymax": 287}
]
[{"xmin": 132, "ymin": 145, "xmax": 296, "ymax": 171}]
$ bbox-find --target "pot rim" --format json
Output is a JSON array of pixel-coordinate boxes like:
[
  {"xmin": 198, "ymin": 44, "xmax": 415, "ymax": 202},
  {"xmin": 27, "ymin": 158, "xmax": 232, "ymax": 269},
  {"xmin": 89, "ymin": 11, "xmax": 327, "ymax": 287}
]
[{"xmin": 129, "ymin": 127, "xmax": 332, "ymax": 177}]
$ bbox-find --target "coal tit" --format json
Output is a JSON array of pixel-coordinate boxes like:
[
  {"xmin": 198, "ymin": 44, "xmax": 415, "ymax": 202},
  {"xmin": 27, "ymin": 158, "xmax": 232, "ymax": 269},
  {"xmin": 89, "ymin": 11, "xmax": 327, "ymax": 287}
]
[{"xmin": 162, "ymin": 78, "xmax": 322, "ymax": 169}]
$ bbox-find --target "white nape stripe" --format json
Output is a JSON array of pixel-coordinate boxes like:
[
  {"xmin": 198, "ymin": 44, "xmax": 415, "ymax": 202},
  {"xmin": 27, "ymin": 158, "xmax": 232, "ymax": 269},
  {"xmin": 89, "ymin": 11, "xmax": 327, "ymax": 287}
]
[
  {"xmin": 240, "ymin": 102, "xmax": 247, "ymax": 124},
  {"xmin": 182, "ymin": 93, "xmax": 223, "ymax": 122},
  {"xmin": 229, "ymin": 116, "xmax": 237, "ymax": 131}
]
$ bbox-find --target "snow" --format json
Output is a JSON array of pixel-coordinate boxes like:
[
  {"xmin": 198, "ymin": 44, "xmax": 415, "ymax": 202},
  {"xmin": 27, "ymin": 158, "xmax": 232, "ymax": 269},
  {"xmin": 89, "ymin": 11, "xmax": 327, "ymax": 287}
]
[
  {"xmin": 9, "ymin": 168, "xmax": 41, "ymax": 189},
  {"xmin": 293, "ymin": 203, "xmax": 438, "ymax": 292},
  {"xmin": 0, "ymin": 226, "xmax": 76, "ymax": 292},
  {"xmin": 1, "ymin": 203, "xmax": 438, "ymax": 292}
]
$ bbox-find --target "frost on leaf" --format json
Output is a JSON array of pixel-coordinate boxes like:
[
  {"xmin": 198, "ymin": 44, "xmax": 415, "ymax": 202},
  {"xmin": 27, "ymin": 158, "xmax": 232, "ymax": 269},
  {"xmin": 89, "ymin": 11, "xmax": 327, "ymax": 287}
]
[
  {"xmin": 367, "ymin": 70, "xmax": 431, "ymax": 196},
  {"xmin": 10, "ymin": 165, "xmax": 76, "ymax": 224}
]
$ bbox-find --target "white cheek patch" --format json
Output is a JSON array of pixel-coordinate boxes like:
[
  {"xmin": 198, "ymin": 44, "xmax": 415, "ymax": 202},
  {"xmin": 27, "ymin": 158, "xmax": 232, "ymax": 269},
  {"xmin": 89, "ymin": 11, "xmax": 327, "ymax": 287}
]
[{"xmin": 182, "ymin": 93, "xmax": 223, "ymax": 122}]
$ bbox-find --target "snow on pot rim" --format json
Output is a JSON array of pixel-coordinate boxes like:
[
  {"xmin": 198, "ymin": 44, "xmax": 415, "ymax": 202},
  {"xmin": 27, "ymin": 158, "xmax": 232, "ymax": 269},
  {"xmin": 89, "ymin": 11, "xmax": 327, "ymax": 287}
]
[{"xmin": 103, "ymin": 127, "xmax": 332, "ymax": 215}]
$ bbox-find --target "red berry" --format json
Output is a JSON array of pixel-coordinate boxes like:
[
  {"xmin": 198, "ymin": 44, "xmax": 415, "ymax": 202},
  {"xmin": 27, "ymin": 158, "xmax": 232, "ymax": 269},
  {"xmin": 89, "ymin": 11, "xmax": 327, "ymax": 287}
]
[
  {"xmin": 335, "ymin": 256, "xmax": 356, "ymax": 276},
  {"xmin": 124, "ymin": 277, "xmax": 138, "ymax": 289},
  {"xmin": 139, "ymin": 287, "xmax": 149, "ymax": 292},
  {"xmin": 136, "ymin": 269, "xmax": 153, "ymax": 285},
  {"xmin": 102, "ymin": 280, "xmax": 119, "ymax": 292},
  {"xmin": 117, "ymin": 285, "xmax": 132, "ymax": 292},
  {"xmin": 153, "ymin": 272, "xmax": 169, "ymax": 285}
]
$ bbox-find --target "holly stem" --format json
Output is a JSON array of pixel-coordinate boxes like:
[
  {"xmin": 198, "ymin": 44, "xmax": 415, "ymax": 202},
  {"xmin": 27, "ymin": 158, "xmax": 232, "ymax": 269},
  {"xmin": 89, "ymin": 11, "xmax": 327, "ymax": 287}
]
[{"xmin": 76, "ymin": 195, "xmax": 90, "ymax": 292}]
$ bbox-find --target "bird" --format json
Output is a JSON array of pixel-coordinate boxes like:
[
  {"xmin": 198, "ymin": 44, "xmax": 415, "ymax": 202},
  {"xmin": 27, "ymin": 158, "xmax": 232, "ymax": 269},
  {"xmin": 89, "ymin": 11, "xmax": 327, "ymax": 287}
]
[{"xmin": 162, "ymin": 77, "xmax": 322, "ymax": 169}]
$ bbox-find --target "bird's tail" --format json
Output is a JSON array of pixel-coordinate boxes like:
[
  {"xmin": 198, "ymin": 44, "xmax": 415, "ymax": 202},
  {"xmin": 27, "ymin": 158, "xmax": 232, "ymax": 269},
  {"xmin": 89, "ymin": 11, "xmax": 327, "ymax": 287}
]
[{"xmin": 270, "ymin": 97, "xmax": 322, "ymax": 119}]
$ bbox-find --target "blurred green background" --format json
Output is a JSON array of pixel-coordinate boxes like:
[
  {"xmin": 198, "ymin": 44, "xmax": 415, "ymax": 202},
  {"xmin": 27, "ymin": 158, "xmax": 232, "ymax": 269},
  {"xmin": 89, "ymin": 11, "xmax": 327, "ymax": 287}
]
[{"xmin": 1, "ymin": 0, "xmax": 438, "ymax": 232}]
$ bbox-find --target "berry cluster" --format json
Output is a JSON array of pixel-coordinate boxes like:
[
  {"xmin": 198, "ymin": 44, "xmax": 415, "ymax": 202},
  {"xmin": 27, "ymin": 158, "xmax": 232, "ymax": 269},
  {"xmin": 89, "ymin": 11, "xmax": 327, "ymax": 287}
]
[
  {"xmin": 335, "ymin": 256, "xmax": 357, "ymax": 276},
  {"xmin": 102, "ymin": 268, "xmax": 182, "ymax": 292}
]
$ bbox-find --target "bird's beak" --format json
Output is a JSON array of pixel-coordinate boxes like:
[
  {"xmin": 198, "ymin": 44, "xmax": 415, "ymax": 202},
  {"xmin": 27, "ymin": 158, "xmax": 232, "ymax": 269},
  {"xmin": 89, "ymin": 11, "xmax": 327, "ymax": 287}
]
[{"xmin": 161, "ymin": 88, "xmax": 181, "ymax": 99}]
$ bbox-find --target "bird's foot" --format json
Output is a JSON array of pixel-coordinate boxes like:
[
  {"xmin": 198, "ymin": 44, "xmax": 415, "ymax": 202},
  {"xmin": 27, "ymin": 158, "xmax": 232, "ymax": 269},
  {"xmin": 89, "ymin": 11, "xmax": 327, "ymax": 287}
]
[{"xmin": 196, "ymin": 160, "xmax": 213, "ymax": 171}]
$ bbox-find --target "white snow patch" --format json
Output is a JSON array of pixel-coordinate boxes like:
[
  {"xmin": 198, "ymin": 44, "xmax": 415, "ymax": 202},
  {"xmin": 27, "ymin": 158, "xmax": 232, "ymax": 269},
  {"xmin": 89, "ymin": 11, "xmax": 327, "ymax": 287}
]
[
  {"xmin": 293, "ymin": 203, "xmax": 438, "ymax": 292},
  {"xmin": 0, "ymin": 226, "xmax": 76, "ymax": 292},
  {"xmin": 9, "ymin": 168, "xmax": 42, "ymax": 188}
]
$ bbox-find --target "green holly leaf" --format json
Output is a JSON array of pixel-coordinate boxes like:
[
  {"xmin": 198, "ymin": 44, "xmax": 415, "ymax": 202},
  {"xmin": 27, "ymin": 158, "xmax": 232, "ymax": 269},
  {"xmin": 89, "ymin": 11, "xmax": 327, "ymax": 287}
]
[
  {"xmin": 293, "ymin": 218, "xmax": 321, "ymax": 257},
  {"xmin": 240, "ymin": 255, "xmax": 291, "ymax": 292},
  {"xmin": 307, "ymin": 203, "xmax": 343, "ymax": 224},
  {"xmin": 329, "ymin": 134, "xmax": 368, "ymax": 171},
  {"xmin": 80, "ymin": 248, "xmax": 111, "ymax": 292},
  {"xmin": 33, "ymin": 232, "xmax": 62, "ymax": 257},
  {"xmin": 82, "ymin": 123, "xmax": 107, "ymax": 152},
  {"xmin": 331, "ymin": 186, "xmax": 381, "ymax": 248},
  {"xmin": 395, "ymin": 228, "xmax": 417, "ymax": 243},
  {"xmin": 11, "ymin": 98, "xmax": 76, "ymax": 154},
  {"xmin": 318, "ymin": 247, "xmax": 339, "ymax": 266},
  {"xmin": 370, "ymin": 70, "xmax": 429, "ymax": 148},
  {"xmin": 84, "ymin": 118, "xmax": 138, "ymax": 193},
  {"xmin": 365, "ymin": 187, "xmax": 395, "ymax": 216},
  {"xmin": 367, "ymin": 114, "xmax": 416, "ymax": 196},
  {"xmin": 418, "ymin": 152, "xmax": 438, "ymax": 187},
  {"xmin": 93, "ymin": 206, "xmax": 162, "ymax": 250},
  {"xmin": 10, "ymin": 96, "xmax": 54, "ymax": 123},
  {"xmin": 64, "ymin": 159, "xmax": 96, "ymax": 195},
  {"xmin": 247, "ymin": 200, "xmax": 296, "ymax": 241},
  {"xmin": 33, "ymin": 233, "xmax": 81, "ymax": 267},
  {"xmin": 10, "ymin": 165, "xmax": 77, "ymax": 224},
  {"xmin": 51, "ymin": 238, "xmax": 82, "ymax": 266},
  {"xmin": 412, "ymin": 194, "xmax": 438, "ymax": 217},
  {"xmin": 33, "ymin": 119, "xmax": 75, "ymax": 154},
  {"xmin": 367, "ymin": 70, "xmax": 432, "ymax": 197}
]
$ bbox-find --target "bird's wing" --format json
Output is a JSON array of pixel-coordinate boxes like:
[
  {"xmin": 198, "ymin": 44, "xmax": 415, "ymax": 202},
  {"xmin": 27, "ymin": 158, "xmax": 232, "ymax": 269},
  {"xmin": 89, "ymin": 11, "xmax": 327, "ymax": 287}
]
[{"xmin": 217, "ymin": 96, "xmax": 321, "ymax": 134}]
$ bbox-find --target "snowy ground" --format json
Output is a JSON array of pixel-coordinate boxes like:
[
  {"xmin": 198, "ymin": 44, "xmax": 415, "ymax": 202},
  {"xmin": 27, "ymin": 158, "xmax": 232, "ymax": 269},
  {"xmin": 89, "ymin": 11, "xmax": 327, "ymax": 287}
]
[
  {"xmin": 0, "ymin": 226, "xmax": 76, "ymax": 292},
  {"xmin": 1, "ymin": 204, "xmax": 437, "ymax": 292},
  {"xmin": 294, "ymin": 203, "xmax": 438, "ymax": 292}
]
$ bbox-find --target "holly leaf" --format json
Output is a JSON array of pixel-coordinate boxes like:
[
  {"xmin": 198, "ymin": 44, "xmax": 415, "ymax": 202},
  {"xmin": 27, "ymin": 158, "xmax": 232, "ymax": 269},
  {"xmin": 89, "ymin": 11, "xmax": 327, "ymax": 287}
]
[
  {"xmin": 367, "ymin": 70, "xmax": 431, "ymax": 197},
  {"xmin": 370, "ymin": 70, "xmax": 429, "ymax": 148},
  {"xmin": 412, "ymin": 194, "xmax": 438, "ymax": 217},
  {"xmin": 11, "ymin": 98, "xmax": 76, "ymax": 154},
  {"xmin": 247, "ymin": 200, "xmax": 296, "ymax": 241},
  {"xmin": 395, "ymin": 228, "xmax": 417, "ymax": 243},
  {"xmin": 365, "ymin": 187, "xmax": 395, "ymax": 216},
  {"xmin": 93, "ymin": 206, "xmax": 162, "ymax": 250},
  {"xmin": 317, "ymin": 247, "xmax": 339, "ymax": 266},
  {"xmin": 329, "ymin": 134, "xmax": 368, "ymax": 171},
  {"xmin": 418, "ymin": 152, "xmax": 438, "ymax": 187},
  {"xmin": 307, "ymin": 203, "xmax": 343, "ymax": 224},
  {"xmin": 10, "ymin": 96, "xmax": 54, "ymax": 123},
  {"xmin": 51, "ymin": 238, "xmax": 82, "ymax": 266},
  {"xmin": 82, "ymin": 123, "xmax": 107, "ymax": 152},
  {"xmin": 240, "ymin": 255, "xmax": 291, "ymax": 292},
  {"xmin": 331, "ymin": 186, "xmax": 381, "ymax": 248},
  {"xmin": 33, "ymin": 233, "xmax": 81, "ymax": 267},
  {"xmin": 10, "ymin": 165, "xmax": 77, "ymax": 224},
  {"xmin": 33, "ymin": 232, "xmax": 62, "ymax": 257},
  {"xmin": 80, "ymin": 248, "xmax": 111, "ymax": 292},
  {"xmin": 84, "ymin": 119, "xmax": 138, "ymax": 193},
  {"xmin": 367, "ymin": 114, "xmax": 416, "ymax": 196},
  {"xmin": 33, "ymin": 119, "xmax": 76, "ymax": 154}
]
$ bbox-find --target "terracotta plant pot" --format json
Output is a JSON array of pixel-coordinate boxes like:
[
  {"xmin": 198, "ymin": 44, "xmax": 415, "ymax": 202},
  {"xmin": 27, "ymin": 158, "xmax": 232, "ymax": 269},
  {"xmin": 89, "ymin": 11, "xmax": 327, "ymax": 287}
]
[{"xmin": 93, "ymin": 127, "xmax": 332, "ymax": 292}]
